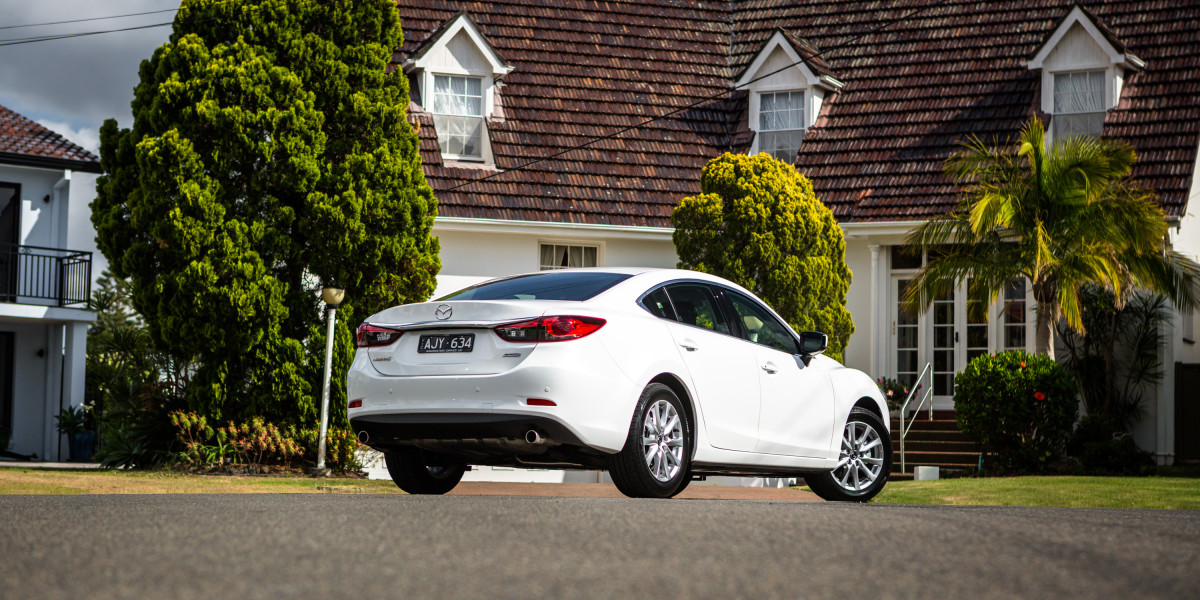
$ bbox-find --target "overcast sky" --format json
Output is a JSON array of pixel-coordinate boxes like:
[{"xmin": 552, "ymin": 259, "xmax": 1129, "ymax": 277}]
[{"xmin": 0, "ymin": 0, "xmax": 180, "ymax": 155}]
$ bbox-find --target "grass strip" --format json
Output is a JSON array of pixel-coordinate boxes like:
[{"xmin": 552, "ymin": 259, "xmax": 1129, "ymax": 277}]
[
  {"xmin": 0, "ymin": 468, "xmax": 404, "ymax": 495},
  {"xmin": 862, "ymin": 475, "xmax": 1200, "ymax": 510}
]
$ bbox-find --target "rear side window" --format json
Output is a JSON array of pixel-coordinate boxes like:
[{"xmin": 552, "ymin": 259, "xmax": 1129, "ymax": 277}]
[
  {"xmin": 664, "ymin": 283, "xmax": 731, "ymax": 335},
  {"xmin": 640, "ymin": 287, "xmax": 677, "ymax": 320},
  {"xmin": 439, "ymin": 272, "xmax": 632, "ymax": 301}
]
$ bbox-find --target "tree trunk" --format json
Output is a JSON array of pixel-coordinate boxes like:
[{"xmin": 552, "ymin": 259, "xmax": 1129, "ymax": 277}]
[
  {"xmin": 1035, "ymin": 311, "xmax": 1055, "ymax": 360},
  {"xmin": 1032, "ymin": 282, "xmax": 1056, "ymax": 359}
]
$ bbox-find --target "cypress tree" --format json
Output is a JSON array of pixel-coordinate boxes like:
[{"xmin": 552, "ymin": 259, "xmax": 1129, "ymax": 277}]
[
  {"xmin": 93, "ymin": 0, "xmax": 439, "ymax": 426},
  {"xmin": 673, "ymin": 153, "xmax": 854, "ymax": 361}
]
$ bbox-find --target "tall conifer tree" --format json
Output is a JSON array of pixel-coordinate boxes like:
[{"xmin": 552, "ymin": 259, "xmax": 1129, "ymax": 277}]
[{"xmin": 93, "ymin": 0, "xmax": 439, "ymax": 425}]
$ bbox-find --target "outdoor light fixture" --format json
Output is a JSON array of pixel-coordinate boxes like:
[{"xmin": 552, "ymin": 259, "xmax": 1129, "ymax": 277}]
[{"xmin": 314, "ymin": 286, "xmax": 345, "ymax": 476}]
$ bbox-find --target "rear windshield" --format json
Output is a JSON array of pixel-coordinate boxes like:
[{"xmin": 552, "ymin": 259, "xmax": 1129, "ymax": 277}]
[{"xmin": 439, "ymin": 272, "xmax": 633, "ymax": 301}]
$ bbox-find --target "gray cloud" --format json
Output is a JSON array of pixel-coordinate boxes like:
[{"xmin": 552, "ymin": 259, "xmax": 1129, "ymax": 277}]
[{"xmin": 0, "ymin": 0, "xmax": 178, "ymax": 149}]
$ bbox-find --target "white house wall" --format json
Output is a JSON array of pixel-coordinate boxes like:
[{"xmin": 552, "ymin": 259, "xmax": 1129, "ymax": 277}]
[
  {"xmin": 841, "ymin": 236, "xmax": 872, "ymax": 373},
  {"xmin": 431, "ymin": 220, "xmax": 677, "ymax": 298}
]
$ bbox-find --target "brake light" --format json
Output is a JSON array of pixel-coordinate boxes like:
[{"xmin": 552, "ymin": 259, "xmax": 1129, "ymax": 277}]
[
  {"xmin": 356, "ymin": 323, "xmax": 403, "ymax": 347},
  {"xmin": 494, "ymin": 316, "xmax": 606, "ymax": 342},
  {"xmin": 348, "ymin": 400, "xmax": 362, "ymax": 409}
]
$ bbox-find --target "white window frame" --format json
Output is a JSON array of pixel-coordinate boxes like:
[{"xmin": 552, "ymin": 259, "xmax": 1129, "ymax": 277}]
[
  {"xmin": 1050, "ymin": 68, "xmax": 1107, "ymax": 141},
  {"xmin": 403, "ymin": 13, "xmax": 512, "ymax": 167},
  {"xmin": 755, "ymin": 89, "xmax": 807, "ymax": 163},
  {"xmin": 887, "ymin": 247, "xmax": 1035, "ymax": 406},
  {"xmin": 538, "ymin": 241, "xmax": 603, "ymax": 271},
  {"xmin": 735, "ymin": 30, "xmax": 842, "ymax": 162},
  {"xmin": 431, "ymin": 74, "xmax": 486, "ymax": 161}
]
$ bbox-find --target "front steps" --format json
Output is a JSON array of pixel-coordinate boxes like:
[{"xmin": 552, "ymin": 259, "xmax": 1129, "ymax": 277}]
[{"xmin": 889, "ymin": 413, "xmax": 978, "ymax": 481}]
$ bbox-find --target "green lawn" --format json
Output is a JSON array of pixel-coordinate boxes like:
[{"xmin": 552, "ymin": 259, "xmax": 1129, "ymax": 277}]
[
  {"xmin": 0, "ymin": 468, "xmax": 403, "ymax": 495},
  {"xmin": 862, "ymin": 475, "xmax": 1200, "ymax": 510}
]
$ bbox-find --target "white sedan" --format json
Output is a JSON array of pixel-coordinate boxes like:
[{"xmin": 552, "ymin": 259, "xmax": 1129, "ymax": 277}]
[{"xmin": 348, "ymin": 268, "xmax": 891, "ymax": 500}]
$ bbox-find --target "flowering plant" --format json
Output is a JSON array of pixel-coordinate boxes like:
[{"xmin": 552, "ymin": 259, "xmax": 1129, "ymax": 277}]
[{"xmin": 876, "ymin": 376, "xmax": 911, "ymax": 411}]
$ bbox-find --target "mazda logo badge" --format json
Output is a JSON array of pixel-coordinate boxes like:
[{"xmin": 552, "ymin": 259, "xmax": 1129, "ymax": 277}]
[{"xmin": 434, "ymin": 304, "xmax": 453, "ymax": 320}]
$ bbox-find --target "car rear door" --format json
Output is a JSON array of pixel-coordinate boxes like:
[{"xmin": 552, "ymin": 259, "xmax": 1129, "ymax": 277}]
[{"xmin": 659, "ymin": 283, "xmax": 760, "ymax": 453}]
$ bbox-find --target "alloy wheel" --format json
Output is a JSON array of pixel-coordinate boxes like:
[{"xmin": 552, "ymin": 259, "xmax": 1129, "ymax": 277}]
[
  {"xmin": 641, "ymin": 398, "xmax": 684, "ymax": 482},
  {"xmin": 832, "ymin": 420, "xmax": 885, "ymax": 492}
]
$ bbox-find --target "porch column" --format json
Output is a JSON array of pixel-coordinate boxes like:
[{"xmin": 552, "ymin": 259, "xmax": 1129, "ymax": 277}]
[
  {"xmin": 41, "ymin": 324, "xmax": 64, "ymax": 461},
  {"xmin": 868, "ymin": 244, "xmax": 882, "ymax": 379},
  {"xmin": 63, "ymin": 322, "xmax": 87, "ymax": 410}
]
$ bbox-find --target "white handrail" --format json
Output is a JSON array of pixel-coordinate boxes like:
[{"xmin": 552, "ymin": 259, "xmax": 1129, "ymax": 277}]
[{"xmin": 897, "ymin": 362, "xmax": 933, "ymax": 474}]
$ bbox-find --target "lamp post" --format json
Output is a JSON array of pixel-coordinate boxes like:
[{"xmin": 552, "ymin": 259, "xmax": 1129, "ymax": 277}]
[{"xmin": 313, "ymin": 286, "xmax": 344, "ymax": 476}]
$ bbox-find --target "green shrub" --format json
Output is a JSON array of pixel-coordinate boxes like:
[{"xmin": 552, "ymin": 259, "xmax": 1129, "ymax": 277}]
[
  {"xmin": 954, "ymin": 351, "xmax": 1077, "ymax": 471},
  {"xmin": 221, "ymin": 418, "xmax": 301, "ymax": 467},
  {"xmin": 293, "ymin": 426, "xmax": 362, "ymax": 473},
  {"xmin": 1067, "ymin": 415, "xmax": 1154, "ymax": 475}
]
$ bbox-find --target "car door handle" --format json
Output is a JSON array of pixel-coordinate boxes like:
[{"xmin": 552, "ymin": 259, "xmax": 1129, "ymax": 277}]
[
  {"xmin": 762, "ymin": 363, "xmax": 777, "ymax": 374},
  {"xmin": 680, "ymin": 343, "xmax": 698, "ymax": 352}
]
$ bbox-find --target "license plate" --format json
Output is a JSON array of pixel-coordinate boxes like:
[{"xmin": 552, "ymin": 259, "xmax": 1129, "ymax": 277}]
[{"xmin": 417, "ymin": 333, "xmax": 475, "ymax": 354}]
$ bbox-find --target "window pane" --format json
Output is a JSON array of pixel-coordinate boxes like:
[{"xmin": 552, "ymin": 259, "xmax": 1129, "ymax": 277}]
[
  {"xmin": 451, "ymin": 76, "xmax": 465, "ymax": 95},
  {"xmin": 435, "ymin": 75, "xmax": 450, "ymax": 94},
  {"xmin": 441, "ymin": 272, "xmax": 632, "ymax": 301},
  {"xmin": 761, "ymin": 93, "xmax": 775, "ymax": 113},
  {"xmin": 569, "ymin": 245, "xmax": 583, "ymax": 268},
  {"xmin": 1054, "ymin": 112, "xmax": 1104, "ymax": 139},
  {"xmin": 539, "ymin": 244, "xmax": 555, "ymax": 269},
  {"xmin": 466, "ymin": 77, "xmax": 481, "ymax": 95},
  {"xmin": 583, "ymin": 246, "xmax": 597, "ymax": 267},
  {"xmin": 641, "ymin": 287, "xmax": 677, "ymax": 320},
  {"xmin": 665, "ymin": 284, "xmax": 730, "ymax": 334},
  {"xmin": 728, "ymin": 291, "xmax": 800, "ymax": 354}
]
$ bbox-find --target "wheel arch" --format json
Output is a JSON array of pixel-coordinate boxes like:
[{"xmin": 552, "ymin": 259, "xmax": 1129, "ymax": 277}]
[
  {"xmin": 648, "ymin": 372, "xmax": 698, "ymax": 458},
  {"xmin": 853, "ymin": 397, "xmax": 885, "ymax": 422}
]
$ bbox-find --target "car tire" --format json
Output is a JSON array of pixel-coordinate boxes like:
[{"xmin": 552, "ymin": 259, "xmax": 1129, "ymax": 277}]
[
  {"xmin": 609, "ymin": 383, "xmax": 691, "ymax": 498},
  {"xmin": 805, "ymin": 407, "xmax": 892, "ymax": 502},
  {"xmin": 383, "ymin": 448, "xmax": 466, "ymax": 495}
]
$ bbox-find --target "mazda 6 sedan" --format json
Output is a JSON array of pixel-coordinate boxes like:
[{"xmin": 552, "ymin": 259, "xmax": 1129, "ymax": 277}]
[{"xmin": 348, "ymin": 268, "xmax": 891, "ymax": 501}]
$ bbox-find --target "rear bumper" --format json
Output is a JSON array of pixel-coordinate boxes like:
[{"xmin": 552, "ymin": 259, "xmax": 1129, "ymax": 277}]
[
  {"xmin": 346, "ymin": 337, "xmax": 638, "ymax": 453},
  {"xmin": 351, "ymin": 413, "xmax": 586, "ymax": 447}
]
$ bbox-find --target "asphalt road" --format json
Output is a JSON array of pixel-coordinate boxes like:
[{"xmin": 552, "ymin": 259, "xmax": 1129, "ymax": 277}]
[{"xmin": 2, "ymin": 494, "xmax": 1197, "ymax": 599}]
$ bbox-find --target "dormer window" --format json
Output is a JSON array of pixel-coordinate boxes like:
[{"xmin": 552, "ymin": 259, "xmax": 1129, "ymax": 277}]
[
  {"xmin": 734, "ymin": 28, "xmax": 842, "ymax": 164},
  {"xmin": 433, "ymin": 75, "xmax": 484, "ymax": 159},
  {"xmin": 759, "ymin": 91, "xmax": 806, "ymax": 162},
  {"xmin": 1026, "ymin": 5, "xmax": 1143, "ymax": 143},
  {"xmin": 1052, "ymin": 70, "xmax": 1105, "ymax": 139},
  {"xmin": 404, "ymin": 12, "xmax": 513, "ymax": 166}
]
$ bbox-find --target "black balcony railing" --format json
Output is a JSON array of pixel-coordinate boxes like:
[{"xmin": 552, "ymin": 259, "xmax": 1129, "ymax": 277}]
[{"xmin": 0, "ymin": 243, "xmax": 92, "ymax": 307}]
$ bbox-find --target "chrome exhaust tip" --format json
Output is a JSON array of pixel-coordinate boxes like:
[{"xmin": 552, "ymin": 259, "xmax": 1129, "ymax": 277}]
[
  {"xmin": 357, "ymin": 430, "xmax": 370, "ymax": 444},
  {"xmin": 525, "ymin": 430, "xmax": 545, "ymax": 445}
]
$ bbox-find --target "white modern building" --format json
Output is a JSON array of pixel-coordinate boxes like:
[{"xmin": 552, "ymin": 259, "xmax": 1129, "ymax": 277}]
[{"xmin": 0, "ymin": 105, "xmax": 100, "ymax": 461}]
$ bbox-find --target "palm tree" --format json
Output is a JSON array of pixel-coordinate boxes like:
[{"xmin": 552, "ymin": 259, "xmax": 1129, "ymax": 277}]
[{"xmin": 902, "ymin": 117, "xmax": 1200, "ymax": 359}]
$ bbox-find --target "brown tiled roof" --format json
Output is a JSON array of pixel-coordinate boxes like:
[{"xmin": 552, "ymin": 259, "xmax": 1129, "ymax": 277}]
[
  {"xmin": 397, "ymin": 0, "xmax": 735, "ymax": 227},
  {"xmin": 0, "ymin": 104, "xmax": 100, "ymax": 172},
  {"xmin": 399, "ymin": 1, "xmax": 1200, "ymax": 225}
]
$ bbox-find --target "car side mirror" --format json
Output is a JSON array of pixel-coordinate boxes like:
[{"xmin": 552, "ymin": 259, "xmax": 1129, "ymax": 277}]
[{"xmin": 799, "ymin": 331, "xmax": 828, "ymax": 356}]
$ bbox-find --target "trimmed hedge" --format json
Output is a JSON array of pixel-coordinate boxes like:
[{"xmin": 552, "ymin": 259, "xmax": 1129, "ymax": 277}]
[{"xmin": 954, "ymin": 351, "xmax": 1078, "ymax": 471}]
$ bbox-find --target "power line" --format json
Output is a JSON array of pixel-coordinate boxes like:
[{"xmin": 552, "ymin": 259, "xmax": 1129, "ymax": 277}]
[
  {"xmin": 442, "ymin": 0, "xmax": 955, "ymax": 193},
  {"xmin": 0, "ymin": 8, "xmax": 179, "ymax": 31},
  {"xmin": 0, "ymin": 0, "xmax": 339, "ymax": 47},
  {"xmin": 0, "ymin": 22, "xmax": 174, "ymax": 47}
]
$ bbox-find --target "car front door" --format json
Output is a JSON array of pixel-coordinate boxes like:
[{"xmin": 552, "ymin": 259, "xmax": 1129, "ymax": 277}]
[
  {"xmin": 659, "ymin": 283, "xmax": 761, "ymax": 453},
  {"xmin": 725, "ymin": 290, "xmax": 836, "ymax": 458}
]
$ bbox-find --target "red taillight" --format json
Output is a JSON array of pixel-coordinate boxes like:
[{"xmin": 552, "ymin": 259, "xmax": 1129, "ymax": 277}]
[
  {"xmin": 356, "ymin": 323, "xmax": 403, "ymax": 347},
  {"xmin": 526, "ymin": 398, "xmax": 557, "ymax": 407},
  {"xmin": 494, "ymin": 315, "xmax": 606, "ymax": 343},
  {"xmin": 348, "ymin": 399, "xmax": 362, "ymax": 409}
]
